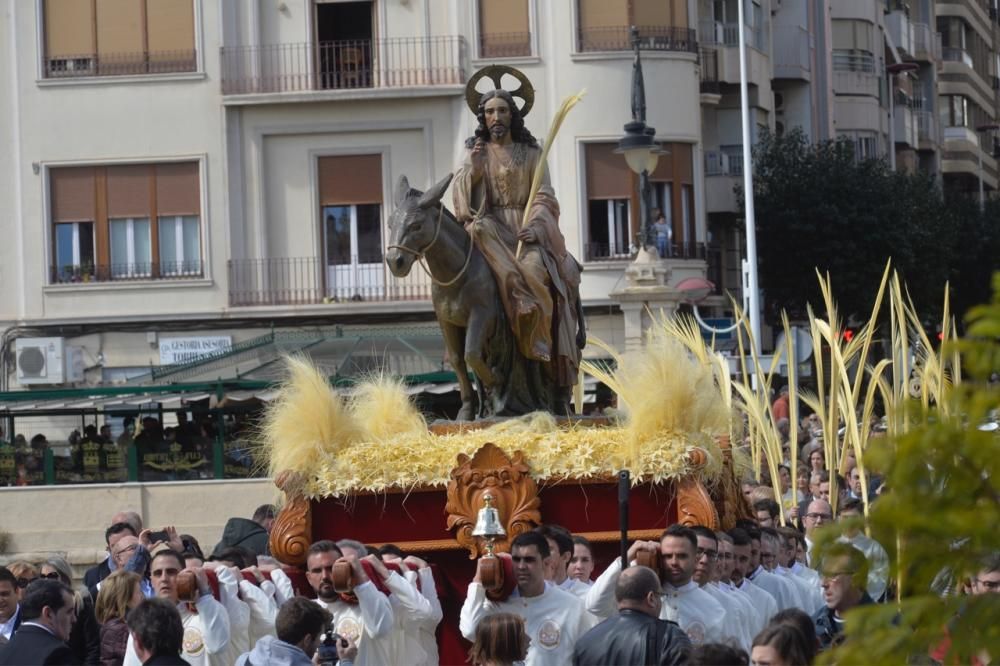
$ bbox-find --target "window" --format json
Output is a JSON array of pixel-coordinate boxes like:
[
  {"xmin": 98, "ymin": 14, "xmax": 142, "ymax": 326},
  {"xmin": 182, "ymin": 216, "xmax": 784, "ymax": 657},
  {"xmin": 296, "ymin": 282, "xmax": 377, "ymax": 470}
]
[
  {"xmin": 43, "ymin": 0, "xmax": 196, "ymax": 78},
  {"xmin": 584, "ymin": 143, "xmax": 634, "ymax": 261},
  {"xmin": 577, "ymin": 0, "xmax": 691, "ymax": 52},
  {"xmin": 49, "ymin": 162, "xmax": 202, "ymax": 283},
  {"xmin": 318, "ymin": 155, "xmax": 384, "ymax": 300},
  {"xmin": 940, "ymin": 95, "xmax": 969, "ymax": 127},
  {"xmin": 650, "ymin": 143, "xmax": 696, "ymax": 251},
  {"xmin": 479, "ymin": 0, "xmax": 531, "ymax": 57}
]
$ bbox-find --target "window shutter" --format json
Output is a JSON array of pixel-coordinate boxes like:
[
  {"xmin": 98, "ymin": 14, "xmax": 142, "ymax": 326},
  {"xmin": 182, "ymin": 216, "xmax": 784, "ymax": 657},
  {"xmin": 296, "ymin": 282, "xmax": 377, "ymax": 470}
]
[
  {"xmin": 585, "ymin": 143, "xmax": 631, "ymax": 200},
  {"xmin": 96, "ymin": 0, "xmax": 144, "ymax": 58},
  {"xmin": 319, "ymin": 155, "xmax": 383, "ymax": 205},
  {"xmin": 51, "ymin": 167, "xmax": 96, "ymax": 222},
  {"xmin": 146, "ymin": 0, "xmax": 195, "ymax": 55},
  {"xmin": 633, "ymin": 0, "xmax": 672, "ymax": 28},
  {"xmin": 156, "ymin": 162, "xmax": 201, "ymax": 216},
  {"xmin": 578, "ymin": 0, "xmax": 628, "ymax": 30},
  {"xmin": 44, "ymin": 0, "xmax": 96, "ymax": 58},
  {"xmin": 106, "ymin": 165, "xmax": 152, "ymax": 218},
  {"xmin": 480, "ymin": 0, "xmax": 530, "ymax": 56},
  {"xmin": 831, "ymin": 21, "xmax": 854, "ymax": 50}
]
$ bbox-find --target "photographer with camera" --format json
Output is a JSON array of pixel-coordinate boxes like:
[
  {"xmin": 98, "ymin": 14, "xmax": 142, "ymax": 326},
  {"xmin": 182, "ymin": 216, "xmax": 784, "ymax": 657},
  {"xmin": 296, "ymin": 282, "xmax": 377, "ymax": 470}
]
[{"xmin": 236, "ymin": 597, "xmax": 357, "ymax": 666}]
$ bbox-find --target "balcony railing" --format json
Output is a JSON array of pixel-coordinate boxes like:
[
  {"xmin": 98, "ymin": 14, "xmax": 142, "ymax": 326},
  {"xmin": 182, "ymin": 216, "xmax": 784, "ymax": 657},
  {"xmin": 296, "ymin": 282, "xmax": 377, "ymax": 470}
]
[
  {"xmin": 698, "ymin": 21, "xmax": 766, "ymax": 50},
  {"xmin": 220, "ymin": 36, "xmax": 466, "ymax": 95},
  {"xmin": 699, "ymin": 48, "xmax": 721, "ymax": 93},
  {"xmin": 479, "ymin": 31, "xmax": 532, "ymax": 58},
  {"xmin": 773, "ymin": 26, "xmax": 811, "ymax": 79},
  {"xmin": 228, "ymin": 256, "xmax": 433, "ymax": 306},
  {"xmin": 915, "ymin": 110, "xmax": 942, "ymax": 145},
  {"xmin": 911, "ymin": 24, "xmax": 942, "ymax": 61},
  {"xmin": 584, "ymin": 242, "xmax": 708, "ymax": 262},
  {"xmin": 43, "ymin": 50, "xmax": 197, "ymax": 79},
  {"xmin": 577, "ymin": 25, "xmax": 697, "ymax": 53},
  {"xmin": 941, "ymin": 47, "xmax": 975, "ymax": 68},
  {"xmin": 832, "ymin": 51, "xmax": 876, "ymax": 73},
  {"xmin": 49, "ymin": 262, "xmax": 204, "ymax": 284}
]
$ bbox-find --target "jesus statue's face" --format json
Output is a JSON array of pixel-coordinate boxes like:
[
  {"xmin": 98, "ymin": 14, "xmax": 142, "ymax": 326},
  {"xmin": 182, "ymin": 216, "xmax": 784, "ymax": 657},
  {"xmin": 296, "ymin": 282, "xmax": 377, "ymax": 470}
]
[{"xmin": 484, "ymin": 96, "xmax": 512, "ymax": 143}]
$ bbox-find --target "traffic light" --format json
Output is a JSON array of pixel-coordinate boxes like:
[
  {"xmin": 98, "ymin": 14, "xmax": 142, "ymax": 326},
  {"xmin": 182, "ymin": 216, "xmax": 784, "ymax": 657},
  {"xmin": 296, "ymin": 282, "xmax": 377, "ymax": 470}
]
[{"xmin": 842, "ymin": 328, "xmax": 855, "ymax": 343}]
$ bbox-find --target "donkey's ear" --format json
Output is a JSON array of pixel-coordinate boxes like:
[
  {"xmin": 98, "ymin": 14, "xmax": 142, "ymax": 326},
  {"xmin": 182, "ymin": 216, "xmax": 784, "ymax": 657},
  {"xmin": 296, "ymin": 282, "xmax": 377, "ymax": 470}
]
[
  {"xmin": 417, "ymin": 173, "xmax": 454, "ymax": 208},
  {"xmin": 394, "ymin": 175, "xmax": 412, "ymax": 206}
]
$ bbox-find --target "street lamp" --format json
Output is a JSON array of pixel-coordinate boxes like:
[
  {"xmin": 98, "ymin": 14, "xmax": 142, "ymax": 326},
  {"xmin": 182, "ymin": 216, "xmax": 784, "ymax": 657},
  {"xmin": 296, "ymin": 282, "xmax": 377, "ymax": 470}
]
[
  {"xmin": 886, "ymin": 62, "xmax": 918, "ymax": 172},
  {"xmin": 975, "ymin": 123, "xmax": 999, "ymax": 211},
  {"xmin": 616, "ymin": 26, "xmax": 665, "ymax": 251}
]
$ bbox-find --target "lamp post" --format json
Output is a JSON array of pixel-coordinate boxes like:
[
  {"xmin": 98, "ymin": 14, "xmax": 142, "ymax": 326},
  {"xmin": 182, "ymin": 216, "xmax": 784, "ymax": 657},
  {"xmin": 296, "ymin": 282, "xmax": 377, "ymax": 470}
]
[
  {"xmin": 976, "ymin": 123, "xmax": 999, "ymax": 211},
  {"xmin": 886, "ymin": 62, "xmax": 918, "ymax": 171},
  {"xmin": 616, "ymin": 26, "xmax": 664, "ymax": 252}
]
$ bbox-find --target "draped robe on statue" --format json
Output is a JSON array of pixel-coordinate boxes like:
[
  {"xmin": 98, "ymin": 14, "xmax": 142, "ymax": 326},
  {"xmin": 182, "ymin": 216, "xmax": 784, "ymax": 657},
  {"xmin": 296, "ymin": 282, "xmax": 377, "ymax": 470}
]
[{"xmin": 453, "ymin": 140, "xmax": 581, "ymax": 391}]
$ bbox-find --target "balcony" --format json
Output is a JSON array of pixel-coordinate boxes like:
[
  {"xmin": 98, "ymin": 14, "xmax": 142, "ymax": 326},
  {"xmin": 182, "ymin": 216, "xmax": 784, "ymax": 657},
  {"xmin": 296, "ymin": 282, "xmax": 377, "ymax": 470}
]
[
  {"xmin": 583, "ymin": 242, "xmax": 707, "ymax": 263},
  {"xmin": 577, "ymin": 25, "xmax": 697, "ymax": 54},
  {"xmin": 943, "ymin": 125, "xmax": 978, "ymax": 144},
  {"xmin": 885, "ymin": 10, "xmax": 914, "ymax": 55},
  {"xmin": 911, "ymin": 24, "xmax": 942, "ymax": 62},
  {"xmin": 941, "ymin": 47, "xmax": 974, "ymax": 69},
  {"xmin": 705, "ymin": 149, "xmax": 742, "ymax": 213},
  {"xmin": 227, "ymin": 256, "xmax": 432, "ymax": 307},
  {"xmin": 772, "ymin": 26, "xmax": 811, "ymax": 80},
  {"xmin": 915, "ymin": 110, "xmax": 942, "ymax": 147},
  {"xmin": 220, "ymin": 36, "xmax": 466, "ymax": 96},
  {"xmin": 893, "ymin": 106, "xmax": 918, "ymax": 147},
  {"xmin": 700, "ymin": 48, "xmax": 721, "ymax": 95},
  {"xmin": 698, "ymin": 21, "xmax": 767, "ymax": 51},
  {"xmin": 832, "ymin": 52, "xmax": 880, "ymax": 97},
  {"xmin": 49, "ymin": 262, "xmax": 203, "ymax": 285},
  {"xmin": 43, "ymin": 50, "xmax": 197, "ymax": 79},
  {"xmin": 478, "ymin": 31, "xmax": 531, "ymax": 58}
]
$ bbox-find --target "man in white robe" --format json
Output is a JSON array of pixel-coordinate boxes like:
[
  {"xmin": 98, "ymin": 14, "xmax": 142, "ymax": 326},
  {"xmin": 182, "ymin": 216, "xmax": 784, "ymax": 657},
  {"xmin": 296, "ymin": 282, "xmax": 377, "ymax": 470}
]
[
  {"xmin": 537, "ymin": 525, "xmax": 591, "ymax": 598},
  {"xmin": 728, "ymin": 528, "xmax": 779, "ymax": 625},
  {"xmin": 365, "ymin": 554, "xmax": 437, "ymax": 666},
  {"xmin": 586, "ymin": 526, "xmax": 727, "ymax": 647},
  {"xmin": 715, "ymin": 532, "xmax": 765, "ymax": 640},
  {"xmin": 691, "ymin": 527, "xmax": 751, "ymax": 651},
  {"xmin": 461, "ymin": 531, "xmax": 587, "ymax": 666},
  {"xmin": 306, "ymin": 540, "xmax": 395, "ymax": 666}
]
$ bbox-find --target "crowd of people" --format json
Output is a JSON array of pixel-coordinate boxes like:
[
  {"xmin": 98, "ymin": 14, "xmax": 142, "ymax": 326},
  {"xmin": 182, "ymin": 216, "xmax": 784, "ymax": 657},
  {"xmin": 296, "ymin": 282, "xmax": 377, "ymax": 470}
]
[{"xmin": 0, "ymin": 448, "xmax": 996, "ymax": 665}]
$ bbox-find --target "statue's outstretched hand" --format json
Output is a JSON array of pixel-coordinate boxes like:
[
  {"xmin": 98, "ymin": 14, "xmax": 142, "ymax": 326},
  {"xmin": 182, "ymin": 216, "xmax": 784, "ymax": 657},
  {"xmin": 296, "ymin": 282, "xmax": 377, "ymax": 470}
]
[{"xmin": 471, "ymin": 138, "xmax": 487, "ymax": 180}]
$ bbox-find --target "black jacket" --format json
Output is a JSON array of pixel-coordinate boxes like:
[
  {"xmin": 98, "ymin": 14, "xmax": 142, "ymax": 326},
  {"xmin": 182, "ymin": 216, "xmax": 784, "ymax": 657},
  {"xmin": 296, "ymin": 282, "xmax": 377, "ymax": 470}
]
[
  {"xmin": 211, "ymin": 517, "xmax": 269, "ymax": 558},
  {"xmin": 813, "ymin": 592, "xmax": 875, "ymax": 650},
  {"xmin": 68, "ymin": 595, "xmax": 101, "ymax": 665},
  {"xmin": 0, "ymin": 623, "xmax": 80, "ymax": 665},
  {"xmin": 83, "ymin": 559, "xmax": 112, "ymax": 601},
  {"xmin": 573, "ymin": 609, "xmax": 692, "ymax": 666}
]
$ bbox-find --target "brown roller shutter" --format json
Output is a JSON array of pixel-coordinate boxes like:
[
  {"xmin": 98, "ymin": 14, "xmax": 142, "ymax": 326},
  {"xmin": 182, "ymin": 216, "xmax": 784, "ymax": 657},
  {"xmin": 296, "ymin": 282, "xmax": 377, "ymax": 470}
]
[
  {"xmin": 156, "ymin": 162, "xmax": 201, "ymax": 215},
  {"xmin": 585, "ymin": 143, "xmax": 631, "ymax": 200},
  {"xmin": 578, "ymin": 0, "xmax": 627, "ymax": 29},
  {"xmin": 106, "ymin": 164, "xmax": 152, "ymax": 218},
  {"xmin": 633, "ymin": 0, "xmax": 671, "ymax": 28},
  {"xmin": 146, "ymin": 0, "xmax": 195, "ymax": 55},
  {"xmin": 480, "ymin": 0, "xmax": 528, "ymax": 35},
  {"xmin": 670, "ymin": 0, "xmax": 689, "ymax": 29},
  {"xmin": 51, "ymin": 167, "xmax": 97, "ymax": 222},
  {"xmin": 319, "ymin": 155, "xmax": 383, "ymax": 205},
  {"xmin": 96, "ymin": 0, "xmax": 144, "ymax": 57},
  {"xmin": 651, "ymin": 142, "xmax": 693, "ymax": 183},
  {"xmin": 44, "ymin": 0, "xmax": 96, "ymax": 58}
]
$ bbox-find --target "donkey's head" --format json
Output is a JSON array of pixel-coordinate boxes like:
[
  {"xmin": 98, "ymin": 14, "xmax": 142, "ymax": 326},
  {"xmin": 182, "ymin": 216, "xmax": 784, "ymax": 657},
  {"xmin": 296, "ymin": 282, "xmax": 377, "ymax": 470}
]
[{"xmin": 385, "ymin": 173, "xmax": 453, "ymax": 277}]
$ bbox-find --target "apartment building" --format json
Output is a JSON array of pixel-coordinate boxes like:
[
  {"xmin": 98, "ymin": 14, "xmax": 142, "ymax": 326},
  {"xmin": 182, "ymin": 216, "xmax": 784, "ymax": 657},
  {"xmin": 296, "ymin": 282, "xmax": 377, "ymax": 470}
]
[{"xmin": 0, "ymin": 0, "xmax": 710, "ymax": 393}]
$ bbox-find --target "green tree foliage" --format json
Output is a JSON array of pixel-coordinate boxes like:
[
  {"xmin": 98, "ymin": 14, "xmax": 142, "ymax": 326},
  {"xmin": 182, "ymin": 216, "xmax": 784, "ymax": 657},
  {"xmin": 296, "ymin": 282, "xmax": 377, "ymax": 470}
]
[
  {"xmin": 747, "ymin": 129, "xmax": 996, "ymax": 324},
  {"xmin": 814, "ymin": 275, "xmax": 1000, "ymax": 664}
]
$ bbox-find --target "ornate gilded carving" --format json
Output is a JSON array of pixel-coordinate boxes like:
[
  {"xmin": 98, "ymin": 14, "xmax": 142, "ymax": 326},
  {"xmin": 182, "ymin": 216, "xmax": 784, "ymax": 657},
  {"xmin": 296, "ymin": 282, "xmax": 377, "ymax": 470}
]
[
  {"xmin": 446, "ymin": 443, "xmax": 541, "ymax": 559},
  {"xmin": 676, "ymin": 476, "xmax": 719, "ymax": 529},
  {"xmin": 269, "ymin": 470, "xmax": 313, "ymax": 566}
]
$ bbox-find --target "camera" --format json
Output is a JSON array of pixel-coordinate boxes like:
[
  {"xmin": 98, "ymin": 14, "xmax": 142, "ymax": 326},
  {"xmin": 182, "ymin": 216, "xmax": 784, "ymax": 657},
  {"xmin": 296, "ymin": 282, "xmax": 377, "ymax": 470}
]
[{"xmin": 316, "ymin": 627, "xmax": 346, "ymax": 666}]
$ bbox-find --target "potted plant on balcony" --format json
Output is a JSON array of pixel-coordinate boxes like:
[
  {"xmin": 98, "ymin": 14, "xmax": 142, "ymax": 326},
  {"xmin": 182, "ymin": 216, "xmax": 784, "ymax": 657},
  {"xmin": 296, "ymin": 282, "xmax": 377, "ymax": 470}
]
[{"xmin": 81, "ymin": 260, "xmax": 94, "ymax": 282}]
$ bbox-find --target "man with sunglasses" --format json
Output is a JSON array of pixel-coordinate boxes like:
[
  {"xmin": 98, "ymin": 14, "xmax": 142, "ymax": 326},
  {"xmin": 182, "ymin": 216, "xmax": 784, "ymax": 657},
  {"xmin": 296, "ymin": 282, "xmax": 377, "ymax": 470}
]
[{"xmin": 813, "ymin": 542, "xmax": 873, "ymax": 650}]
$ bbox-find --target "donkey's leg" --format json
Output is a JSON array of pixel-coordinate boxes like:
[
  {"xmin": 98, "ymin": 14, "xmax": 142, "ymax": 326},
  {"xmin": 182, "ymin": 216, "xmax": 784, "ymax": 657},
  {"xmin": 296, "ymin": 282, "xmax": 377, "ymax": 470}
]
[
  {"xmin": 441, "ymin": 321, "xmax": 476, "ymax": 421},
  {"xmin": 464, "ymin": 307, "xmax": 496, "ymax": 389}
]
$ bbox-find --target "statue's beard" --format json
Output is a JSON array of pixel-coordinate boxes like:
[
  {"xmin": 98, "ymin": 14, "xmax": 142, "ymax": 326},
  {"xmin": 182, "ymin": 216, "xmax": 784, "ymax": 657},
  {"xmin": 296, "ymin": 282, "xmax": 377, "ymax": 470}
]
[{"xmin": 490, "ymin": 123, "xmax": 509, "ymax": 139}]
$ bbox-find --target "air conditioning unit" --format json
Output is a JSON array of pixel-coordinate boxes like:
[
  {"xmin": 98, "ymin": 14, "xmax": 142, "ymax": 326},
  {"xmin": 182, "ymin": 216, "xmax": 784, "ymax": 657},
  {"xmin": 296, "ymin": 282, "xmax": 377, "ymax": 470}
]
[{"xmin": 15, "ymin": 337, "xmax": 85, "ymax": 386}]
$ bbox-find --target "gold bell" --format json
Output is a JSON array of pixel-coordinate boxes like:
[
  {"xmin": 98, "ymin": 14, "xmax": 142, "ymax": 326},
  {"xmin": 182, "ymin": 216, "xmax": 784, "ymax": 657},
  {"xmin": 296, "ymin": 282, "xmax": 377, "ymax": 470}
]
[{"xmin": 472, "ymin": 494, "xmax": 506, "ymax": 557}]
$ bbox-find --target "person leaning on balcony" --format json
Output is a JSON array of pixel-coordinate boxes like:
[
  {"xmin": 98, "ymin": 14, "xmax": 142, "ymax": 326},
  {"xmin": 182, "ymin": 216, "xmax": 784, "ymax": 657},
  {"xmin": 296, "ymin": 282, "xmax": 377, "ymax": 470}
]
[{"xmin": 652, "ymin": 209, "xmax": 671, "ymax": 258}]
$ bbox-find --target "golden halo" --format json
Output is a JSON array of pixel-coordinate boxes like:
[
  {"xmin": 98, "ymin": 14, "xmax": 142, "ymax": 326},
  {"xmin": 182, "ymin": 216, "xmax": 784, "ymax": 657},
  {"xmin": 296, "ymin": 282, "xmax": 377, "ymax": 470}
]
[{"xmin": 464, "ymin": 65, "xmax": 535, "ymax": 117}]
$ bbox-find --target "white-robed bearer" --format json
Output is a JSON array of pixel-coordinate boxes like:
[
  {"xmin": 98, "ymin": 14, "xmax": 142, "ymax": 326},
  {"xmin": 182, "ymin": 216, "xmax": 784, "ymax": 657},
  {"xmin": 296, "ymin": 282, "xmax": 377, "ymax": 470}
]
[
  {"xmin": 536, "ymin": 525, "xmax": 592, "ymax": 598},
  {"xmin": 586, "ymin": 525, "xmax": 727, "ymax": 647},
  {"xmin": 728, "ymin": 528, "xmax": 779, "ymax": 625},
  {"xmin": 715, "ymin": 532, "xmax": 766, "ymax": 639},
  {"xmin": 122, "ymin": 550, "xmax": 231, "ymax": 666},
  {"xmin": 460, "ymin": 531, "xmax": 587, "ymax": 665},
  {"xmin": 363, "ymin": 552, "xmax": 438, "ymax": 666},
  {"xmin": 761, "ymin": 527, "xmax": 818, "ymax": 613},
  {"xmin": 744, "ymin": 526, "xmax": 797, "ymax": 611},
  {"xmin": 777, "ymin": 527, "xmax": 824, "ymax": 613},
  {"xmin": 305, "ymin": 540, "xmax": 395, "ymax": 666},
  {"xmin": 690, "ymin": 526, "xmax": 752, "ymax": 651},
  {"xmin": 568, "ymin": 536, "xmax": 596, "ymax": 586}
]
